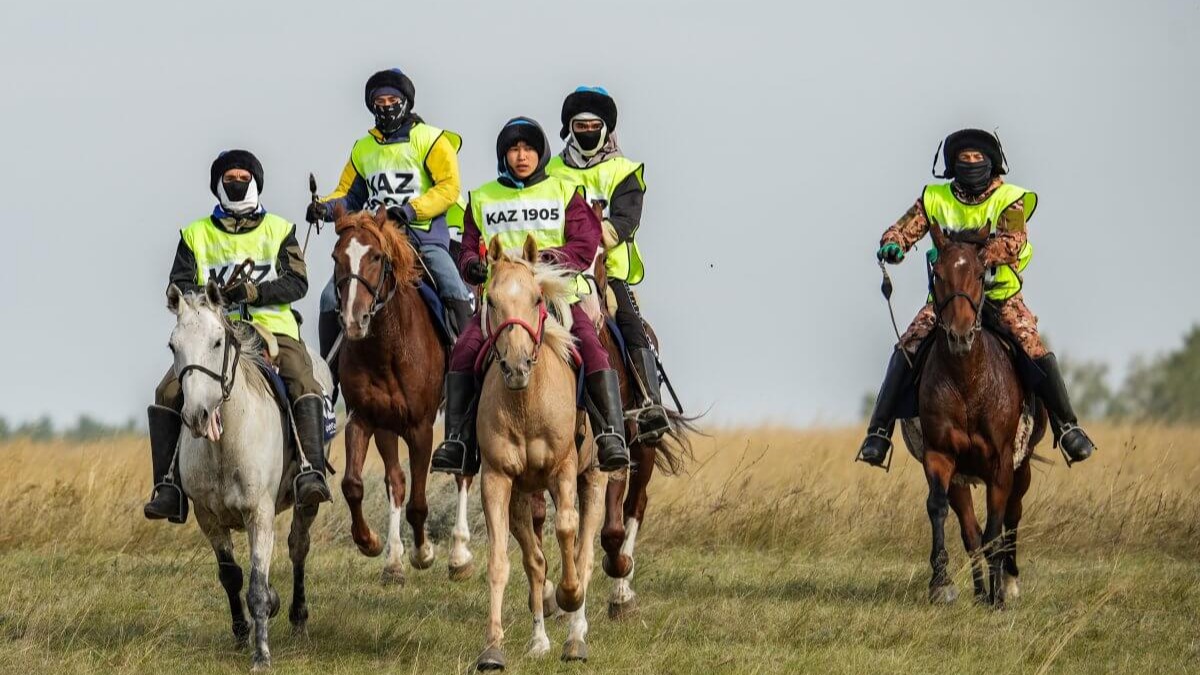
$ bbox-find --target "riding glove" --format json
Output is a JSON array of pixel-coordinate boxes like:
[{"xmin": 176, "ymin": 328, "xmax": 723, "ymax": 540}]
[
  {"xmin": 306, "ymin": 201, "xmax": 329, "ymax": 223},
  {"xmin": 877, "ymin": 242, "xmax": 904, "ymax": 264},
  {"xmin": 465, "ymin": 260, "xmax": 488, "ymax": 285}
]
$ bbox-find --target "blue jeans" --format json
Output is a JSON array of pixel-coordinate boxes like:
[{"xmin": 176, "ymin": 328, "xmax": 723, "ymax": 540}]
[{"xmin": 319, "ymin": 244, "xmax": 471, "ymax": 314}]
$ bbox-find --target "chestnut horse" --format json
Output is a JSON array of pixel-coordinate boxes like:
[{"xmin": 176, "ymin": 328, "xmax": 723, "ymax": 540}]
[
  {"xmin": 332, "ymin": 207, "xmax": 473, "ymax": 584},
  {"xmin": 918, "ymin": 219, "xmax": 1046, "ymax": 607}
]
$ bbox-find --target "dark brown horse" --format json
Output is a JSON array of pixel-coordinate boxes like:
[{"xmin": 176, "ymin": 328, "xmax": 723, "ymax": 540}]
[
  {"xmin": 332, "ymin": 207, "xmax": 473, "ymax": 584},
  {"xmin": 918, "ymin": 219, "xmax": 1046, "ymax": 607}
]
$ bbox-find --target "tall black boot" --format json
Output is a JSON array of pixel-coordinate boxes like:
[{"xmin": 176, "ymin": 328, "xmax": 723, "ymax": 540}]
[
  {"xmin": 447, "ymin": 299, "xmax": 474, "ymax": 339},
  {"xmin": 586, "ymin": 369, "xmax": 630, "ymax": 471},
  {"xmin": 144, "ymin": 405, "xmax": 188, "ymax": 523},
  {"xmin": 318, "ymin": 310, "xmax": 341, "ymax": 403},
  {"xmin": 432, "ymin": 372, "xmax": 479, "ymax": 475},
  {"xmin": 857, "ymin": 349, "xmax": 914, "ymax": 468},
  {"xmin": 292, "ymin": 394, "xmax": 333, "ymax": 505},
  {"xmin": 630, "ymin": 348, "xmax": 670, "ymax": 442},
  {"xmin": 1035, "ymin": 353, "xmax": 1096, "ymax": 464}
]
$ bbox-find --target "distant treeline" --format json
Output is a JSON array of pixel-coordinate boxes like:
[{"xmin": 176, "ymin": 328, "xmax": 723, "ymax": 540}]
[{"xmin": 0, "ymin": 414, "xmax": 141, "ymax": 443}]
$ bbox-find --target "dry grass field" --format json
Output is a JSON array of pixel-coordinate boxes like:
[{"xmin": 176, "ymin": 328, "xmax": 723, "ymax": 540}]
[{"xmin": 2, "ymin": 424, "xmax": 1199, "ymax": 674}]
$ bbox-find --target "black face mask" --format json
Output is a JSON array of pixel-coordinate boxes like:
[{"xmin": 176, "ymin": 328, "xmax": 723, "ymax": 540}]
[
  {"xmin": 373, "ymin": 99, "xmax": 410, "ymax": 135},
  {"xmin": 222, "ymin": 178, "xmax": 251, "ymax": 201},
  {"xmin": 953, "ymin": 157, "xmax": 993, "ymax": 195},
  {"xmin": 573, "ymin": 129, "xmax": 603, "ymax": 153}
]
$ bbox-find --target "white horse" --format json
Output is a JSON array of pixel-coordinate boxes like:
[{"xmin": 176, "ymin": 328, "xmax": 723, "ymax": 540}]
[{"xmin": 167, "ymin": 281, "xmax": 332, "ymax": 671}]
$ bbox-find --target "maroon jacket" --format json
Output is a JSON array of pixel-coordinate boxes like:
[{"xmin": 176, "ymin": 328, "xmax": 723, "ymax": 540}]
[{"xmin": 458, "ymin": 191, "xmax": 601, "ymax": 277}]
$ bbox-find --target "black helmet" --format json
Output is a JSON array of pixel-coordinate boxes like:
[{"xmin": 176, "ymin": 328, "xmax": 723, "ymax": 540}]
[
  {"xmin": 559, "ymin": 86, "xmax": 617, "ymax": 140},
  {"xmin": 936, "ymin": 128, "xmax": 1007, "ymax": 178},
  {"xmin": 364, "ymin": 68, "xmax": 415, "ymax": 111},
  {"xmin": 210, "ymin": 149, "xmax": 263, "ymax": 196}
]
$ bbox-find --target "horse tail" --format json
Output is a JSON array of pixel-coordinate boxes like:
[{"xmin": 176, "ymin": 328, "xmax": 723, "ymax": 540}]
[{"xmin": 650, "ymin": 408, "xmax": 705, "ymax": 476}]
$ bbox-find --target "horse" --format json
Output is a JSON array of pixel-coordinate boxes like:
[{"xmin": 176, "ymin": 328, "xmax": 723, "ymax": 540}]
[
  {"xmin": 166, "ymin": 281, "xmax": 331, "ymax": 670},
  {"xmin": 914, "ymin": 219, "xmax": 1047, "ymax": 607},
  {"xmin": 473, "ymin": 236, "xmax": 607, "ymax": 671},
  {"xmin": 331, "ymin": 206, "xmax": 474, "ymax": 584}
]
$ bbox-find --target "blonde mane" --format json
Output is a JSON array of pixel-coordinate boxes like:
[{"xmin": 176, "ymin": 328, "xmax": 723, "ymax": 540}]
[
  {"xmin": 334, "ymin": 209, "xmax": 421, "ymax": 286},
  {"xmin": 488, "ymin": 251, "xmax": 579, "ymax": 367}
]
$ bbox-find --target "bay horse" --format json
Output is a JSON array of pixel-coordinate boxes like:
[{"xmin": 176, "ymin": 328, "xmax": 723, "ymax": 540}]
[
  {"xmin": 332, "ymin": 206, "xmax": 473, "ymax": 584},
  {"xmin": 473, "ymin": 236, "xmax": 606, "ymax": 671},
  {"xmin": 917, "ymin": 219, "xmax": 1047, "ymax": 607},
  {"xmin": 167, "ymin": 282, "xmax": 331, "ymax": 670}
]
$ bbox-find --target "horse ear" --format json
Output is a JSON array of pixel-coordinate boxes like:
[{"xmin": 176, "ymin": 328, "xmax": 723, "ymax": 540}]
[
  {"xmin": 166, "ymin": 284, "xmax": 183, "ymax": 314},
  {"xmin": 929, "ymin": 217, "xmax": 947, "ymax": 250},
  {"xmin": 487, "ymin": 236, "xmax": 504, "ymax": 263},
  {"xmin": 374, "ymin": 205, "xmax": 389, "ymax": 226},
  {"xmin": 522, "ymin": 234, "xmax": 539, "ymax": 264},
  {"xmin": 331, "ymin": 202, "xmax": 347, "ymax": 223},
  {"xmin": 204, "ymin": 279, "xmax": 225, "ymax": 307}
]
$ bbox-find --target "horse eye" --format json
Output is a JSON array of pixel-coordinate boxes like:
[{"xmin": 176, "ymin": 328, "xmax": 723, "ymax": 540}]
[{"xmin": 213, "ymin": 339, "xmax": 222, "ymax": 349}]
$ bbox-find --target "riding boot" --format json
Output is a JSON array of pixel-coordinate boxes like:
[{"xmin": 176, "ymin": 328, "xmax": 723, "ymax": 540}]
[
  {"xmin": 292, "ymin": 394, "xmax": 333, "ymax": 505},
  {"xmin": 143, "ymin": 405, "xmax": 188, "ymax": 523},
  {"xmin": 630, "ymin": 348, "xmax": 670, "ymax": 443},
  {"xmin": 857, "ymin": 349, "xmax": 913, "ymax": 468},
  {"xmin": 432, "ymin": 372, "xmax": 479, "ymax": 475},
  {"xmin": 318, "ymin": 309, "xmax": 341, "ymax": 403},
  {"xmin": 1034, "ymin": 353, "xmax": 1096, "ymax": 464},
  {"xmin": 586, "ymin": 369, "xmax": 630, "ymax": 472},
  {"xmin": 447, "ymin": 299, "xmax": 474, "ymax": 339}
]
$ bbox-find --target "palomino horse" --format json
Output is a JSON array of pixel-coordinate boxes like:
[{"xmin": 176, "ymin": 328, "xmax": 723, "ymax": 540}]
[
  {"xmin": 474, "ymin": 236, "xmax": 606, "ymax": 671},
  {"xmin": 167, "ymin": 282, "xmax": 332, "ymax": 670},
  {"xmin": 916, "ymin": 220, "xmax": 1047, "ymax": 607},
  {"xmin": 332, "ymin": 206, "xmax": 474, "ymax": 584}
]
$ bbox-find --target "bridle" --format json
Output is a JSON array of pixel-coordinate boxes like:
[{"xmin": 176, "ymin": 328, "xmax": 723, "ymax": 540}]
[
  {"xmin": 475, "ymin": 297, "xmax": 549, "ymax": 375},
  {"xmin": 334, "ymin": 251, "xmax": 397, "ymax": 326},
  {"xmin": 930, "ymin": 256, "xmax": 986, "ymax": 337},
  {"xmin": 178, "ymin": 323, "xmax": 241, "ymax": 402}
]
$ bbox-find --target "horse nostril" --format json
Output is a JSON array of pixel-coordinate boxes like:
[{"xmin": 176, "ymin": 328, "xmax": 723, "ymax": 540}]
[{"xmin": 499, "ymin": 360, "xmax": 511, "ymax": 375}]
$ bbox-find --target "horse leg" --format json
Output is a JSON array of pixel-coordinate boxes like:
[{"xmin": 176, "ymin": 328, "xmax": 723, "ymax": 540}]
[
  {"xmin": 984, "ymin": 465, "xmax": 1013, "ymax": 609},
  {"xmin": 288, "ymin": 503, "xmax": 318, "ymax": 636},
  {"xmin": 924, "ymin": 452, "xmax": 958, "ymax": 605},
  {"xmin": 374, "ymin": 430, "xmax": 408, "ymax": 585},
  {"xmin": 402, "ymin": 424, "xmax": 436, "ymax": 570},
  {"xmin": 342, "ymin": 415, "xmax": 382, "ymax": 557},
  {"xmin": 948, "ymin": 483, "xmax": 986, "ymax": 602},
  {"xmin": 1003, "ymin": 461, "xmax": 1032, "ymax": 601},
  {"xmin": 245, "ymin": 503, "xmax": 278, "ymax": 671},
  {"xmin": 529, "ymin": 489, "xmax": 559, "ymax": 617},
  {"xmin": 448, "ymin": 474, "xmax": 476, "ymax": 581},
  {"xmin": 197, "ymin": 509, "xmax": 250, "ymax": 648},
  {"xmin": 551, "ymin": 465, "xmax": 583, "ymax": 614},
  {"xmin": 600, "ymin": 470, "xmax": 628, "ymax": 580},
  {"xmin": 509, "ymin": 492, "xmax": 550, "ymax": 658},
  {"xmin": 477, "ymin": 470, "xmax": 513, "ymax": 671},
  {"xmin": 609, "ymin": 441, "xmax": 654, "ymax": 619},
  {"xmin": 564, "ymin": 467, "xmax": 606, "ymax": 663}
]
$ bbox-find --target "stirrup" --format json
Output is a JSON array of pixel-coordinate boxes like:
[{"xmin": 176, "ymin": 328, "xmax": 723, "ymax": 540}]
[
  {"xmin": 292, "ymin": 467, "xmax": 331, "ymax": 504},
  {"xmin": 432, "ymin": 438, "xmax": 467, "ymax": 474},
  {"xmin": 1056, "ymin": 423, "xmax": 1094, "ymax": 467},
  {"xmin": 856, "ymin": 429, "xmax": 894, "ymax": 472},
  {"xmin": 630, "ymin": 403, "xmax": 671, "ymax": 444},
  {"xmin": 146, "ymin": 479, "xmax": 187, "ymax": 523},
  {"xmin": 594, "ymin": 429, "xmax": 629, "ymax": 471}
]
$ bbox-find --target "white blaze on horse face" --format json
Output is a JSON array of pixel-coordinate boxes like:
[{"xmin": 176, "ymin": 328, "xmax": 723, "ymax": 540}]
[{"xmin": 342, "ymin": 236, "xmax": 370, "ymax": 328}]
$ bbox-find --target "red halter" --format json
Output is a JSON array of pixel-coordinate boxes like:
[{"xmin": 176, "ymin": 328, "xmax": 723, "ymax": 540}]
[{"xmin": 475, "ymin": 301, "xmax": 549, "ymax": 375}]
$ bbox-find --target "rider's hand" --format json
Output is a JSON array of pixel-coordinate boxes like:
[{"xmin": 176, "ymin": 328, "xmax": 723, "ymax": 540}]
[
  {"xmin": 877, "ymin": 242, "xmax": 904, "ymax": 264},
  {"xmin": 387, "ymin": 204, "xmax": 416, "ymax": 227},
  {"xmin": 224, "ymin": 282, "xmax": 258, "ymax": 304},
  {"xmin": 306, "ymin": 201, "xmax": 329, "ymax": 223},
  {"xmin": 465, "ymin": 260, "xmax": 488, "ymax": 285}
]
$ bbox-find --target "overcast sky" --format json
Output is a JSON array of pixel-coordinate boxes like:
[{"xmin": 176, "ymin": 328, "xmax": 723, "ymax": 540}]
[{"xmin": 1, "ymin": 0, "xmax": 1196, "ymax": 426}]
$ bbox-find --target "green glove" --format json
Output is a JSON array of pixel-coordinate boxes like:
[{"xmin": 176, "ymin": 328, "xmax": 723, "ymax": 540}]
[
  {"xmin": 926, "ymin": 247, "xmax": 939, "ymax": 265},
  {"xmin": 877, "ymin": 242, "xmax": 904, "ymax": 263}
]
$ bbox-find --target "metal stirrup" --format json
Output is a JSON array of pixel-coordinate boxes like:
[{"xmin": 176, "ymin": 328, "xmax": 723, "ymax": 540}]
[{"xmin": 856, "ymin": 428, "xmax": 894, "ymax": 472}]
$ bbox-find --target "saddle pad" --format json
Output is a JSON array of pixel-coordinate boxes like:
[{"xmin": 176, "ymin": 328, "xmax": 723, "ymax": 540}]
[
  {"xmin": 900, "ymin": 397, "xmax": 1036, "ymax": 486},
  {"xmin": 259, "ymin": 363, "xmax": 337, "ymax": 444},
  {"xmin": 417, "ymin": 281, "xmax": 454, "ymax": 345}
]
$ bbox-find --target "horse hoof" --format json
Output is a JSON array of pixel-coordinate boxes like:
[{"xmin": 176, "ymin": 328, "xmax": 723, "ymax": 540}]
[
  {"xmin": 381, "ymin": 565, "xmax": 407, "ymax": 586},
  {"xmin": 267, "ymin": 587, "xmax": 281, "ymax": 619},
  {"xmin": 410, "ymin": 543, "xmax": 436, "ymax": 570},
  {"xmin": 561, "ymin": 639, "xmax": 588, "ymax": 662},
  {"xmin": 251, "ymin": 656, "xmax": 271, "ymax": 672},
  {"xmin": 475, "ymin": 646, "xmax": 506, "ymax": 671},
  {"xmin": 526, "ymin": 635, "xmax": 551, "ymax": 658},
  {"xmin": 233, "ymin": 621, "xmax": 251, "ymax": 648},
  {"xmin": 602, "ymin": 553, "xmax": 632, "ymax": 579},
  {"xmin": 929, "ymin": 583, "xmax": 959, "ymax": 605},
  {"xmin": 356, "ymin": 532, "xmax": 384, "ymax": 558},
  {"xmin": 608, "ymin": 597, "xmax": 638, "ymax": 620},
  {"xmin": 448, "ymin": 561, "xmax": 475, "ymax": 582},
  {"xmin": 1002, "ymin": 573, "xmax": 1021, "ymax": 601},
  {"xmin": 290, "ymin": 621, "xmax": 308, "ymax": 639}
]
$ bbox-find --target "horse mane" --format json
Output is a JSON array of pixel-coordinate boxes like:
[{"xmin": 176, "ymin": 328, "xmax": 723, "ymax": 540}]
[
  {"xmin": 180, "ymin": 292, "xmax": 273, "ymax": 398},
  {"xmin": 490, "ymin": 252, "xmax": 578, "ymax": 367},
  {"xmin": 941, "ymin": 227, "xmax": 990, "ymax": 247},
  {"xmin": 334, "ymin": 210, "xmax": 422, "ymax": 286}
]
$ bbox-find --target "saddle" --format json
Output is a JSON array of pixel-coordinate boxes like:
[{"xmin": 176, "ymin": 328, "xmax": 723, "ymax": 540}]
[{"xmin": 415, "ymin": 280, "xmax": 457, "ymax": 345}]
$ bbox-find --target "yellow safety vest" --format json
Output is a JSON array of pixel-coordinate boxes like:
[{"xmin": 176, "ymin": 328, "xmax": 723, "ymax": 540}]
[
  {"xmin": 181, "ymin": 213, "xmax": 300, "ymax": 340},
  {"xmin": 470, "ymin": 176, "xmax": 591, "ymax": 302},
  {"xmin": 350, "ymin": 123, "xmax": 462, "ymax": 231},
  {"xmin": 922, "ymin": 182, "xmax": 1038, "ymax": 301},
  {"xmin": 546, "ymin": 155, "xmax": 646, "ymax": 284}
]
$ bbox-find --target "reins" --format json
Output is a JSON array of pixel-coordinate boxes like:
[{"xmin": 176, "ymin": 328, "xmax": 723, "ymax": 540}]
[
  {"xmin": 178, "ymin": 323, "xmax": 242, "ymax": 401},
  {"xmin": 334, "ymin": 252, "xmax": 398, "ymax": 325}
]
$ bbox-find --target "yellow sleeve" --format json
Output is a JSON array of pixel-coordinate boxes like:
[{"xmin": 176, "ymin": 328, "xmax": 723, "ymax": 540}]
[
  {"xmin": 410, "ymin": 134, "xmax": 461, "ymax": 221},
  {"xmin": 323, "ymin": 158, "xmax": 360, "ymax": 202}
]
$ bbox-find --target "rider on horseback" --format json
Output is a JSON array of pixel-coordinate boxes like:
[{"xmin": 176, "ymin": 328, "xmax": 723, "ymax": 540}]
[
  {"xmin": 546, "ymin": 86, "xmax": 670, "ymax": 442},
  {"xmin": 144, "ymin": 150, "xmax": 332, "ymax": 523},
  {"xmin": 858, "ymin": 129, "xmax": 1096, "ymax": 468},
  {"xmin": 430, "ymin": 117, "xmax": 630, "ymax": 475},
  {"xmin": 309, "ymin": 68, "xmax": 474, "ymax": 359}
]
